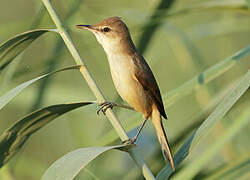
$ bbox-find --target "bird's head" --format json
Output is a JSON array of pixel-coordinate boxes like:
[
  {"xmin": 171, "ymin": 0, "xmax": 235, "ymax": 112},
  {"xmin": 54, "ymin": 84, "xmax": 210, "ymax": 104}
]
[{"xmin": 76, "ymin": 17, "xmax": 133, "ymax": 52}]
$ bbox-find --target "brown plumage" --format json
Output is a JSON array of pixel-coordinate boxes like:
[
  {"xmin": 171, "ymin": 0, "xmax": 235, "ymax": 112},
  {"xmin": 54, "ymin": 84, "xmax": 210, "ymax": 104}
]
[{"xmin": 76, "ymin": 17, "xmax": 175, "ymax": 171}]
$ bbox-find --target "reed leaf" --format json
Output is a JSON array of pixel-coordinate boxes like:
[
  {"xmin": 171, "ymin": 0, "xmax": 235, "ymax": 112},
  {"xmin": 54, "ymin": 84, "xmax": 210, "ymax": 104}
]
[
  {"xmin": 164, "ymin": 45, "xmax": 250, "ymax": 108},
  {"xmin": 0, "ymin": 102, "xmax": 93, "ymax": 168},
  {"xmin": 0, "ymin": 29, "xmax": 56, "ymax": 71},
  {"xmin": 0, "ymin": 65, "xmax": 81, "ymax": 110},
  {"xmin": 166, "ymin": 0, "xmax": 249, "ymax": 18},
  {"xmin": 41, "ymin": 144, "xmax": 134, "ymax": 180},
  {"xmin": 203, "ymin": 153, "xmax": 250, "ymax": 180}
]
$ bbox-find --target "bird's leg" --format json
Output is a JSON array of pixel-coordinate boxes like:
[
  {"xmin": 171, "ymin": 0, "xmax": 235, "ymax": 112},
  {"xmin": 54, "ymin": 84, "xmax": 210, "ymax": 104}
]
[
  {"xmin": 97, "ymin": 101, "xmax": 134, "ymax": 115},
  {"xmin": 123, "ymin": 118, "xmax": 148, "ymax": 144}
]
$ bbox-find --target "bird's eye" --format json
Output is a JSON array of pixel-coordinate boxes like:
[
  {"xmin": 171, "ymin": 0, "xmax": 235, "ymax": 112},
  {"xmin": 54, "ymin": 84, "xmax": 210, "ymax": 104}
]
[{"xmin": 103, "ymin": 27, "xmax": 111, "ymax": 32}]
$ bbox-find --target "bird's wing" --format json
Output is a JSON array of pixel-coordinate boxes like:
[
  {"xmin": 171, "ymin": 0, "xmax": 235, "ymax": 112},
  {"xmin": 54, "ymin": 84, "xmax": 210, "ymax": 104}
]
[{"xmin": 132, "ymin": 54, "xmax": 167, "ymax": 119}]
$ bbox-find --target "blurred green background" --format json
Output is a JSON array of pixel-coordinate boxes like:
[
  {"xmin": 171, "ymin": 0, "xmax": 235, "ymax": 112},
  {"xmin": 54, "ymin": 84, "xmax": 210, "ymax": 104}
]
[{"xmin": 0, "ymin": 0, "xmax": 250, "ymax": 179}]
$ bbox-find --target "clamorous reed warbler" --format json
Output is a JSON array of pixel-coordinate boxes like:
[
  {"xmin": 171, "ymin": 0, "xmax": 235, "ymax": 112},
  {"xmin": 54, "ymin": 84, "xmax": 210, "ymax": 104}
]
[{"xmin": 76, "ymin": 17, "xmax": 175, "ymax": 171}]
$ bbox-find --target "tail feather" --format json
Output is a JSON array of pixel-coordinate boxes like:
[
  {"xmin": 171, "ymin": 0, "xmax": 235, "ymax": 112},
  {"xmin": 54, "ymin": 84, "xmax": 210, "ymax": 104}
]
[{"xmin": 151, "ymin": 106, "xmax": 175, "ymax": 171}]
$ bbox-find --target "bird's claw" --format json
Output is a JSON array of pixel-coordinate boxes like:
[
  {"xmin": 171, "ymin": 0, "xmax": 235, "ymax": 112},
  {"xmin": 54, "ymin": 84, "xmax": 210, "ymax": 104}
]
[
  {"xmin": 122, "ymin": 137, "xmax": 137, "ymax": 145},
  {"xmin": 97, "ymin": 102, "xmax": 115, "ymax": 115}
]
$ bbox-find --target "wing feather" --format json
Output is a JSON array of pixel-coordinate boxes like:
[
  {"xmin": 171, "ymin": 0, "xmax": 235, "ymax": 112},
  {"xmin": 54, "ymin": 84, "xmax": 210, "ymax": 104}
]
[{"xmin": 132, "ymin": 53, "xmax": 167, "ymax": 119}]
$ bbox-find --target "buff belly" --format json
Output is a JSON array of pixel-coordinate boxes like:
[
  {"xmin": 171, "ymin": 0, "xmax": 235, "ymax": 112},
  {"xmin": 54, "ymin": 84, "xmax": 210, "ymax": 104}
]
[{"xmin": 108, "ymin": 55, "xmax": 152, "ymax": 118}]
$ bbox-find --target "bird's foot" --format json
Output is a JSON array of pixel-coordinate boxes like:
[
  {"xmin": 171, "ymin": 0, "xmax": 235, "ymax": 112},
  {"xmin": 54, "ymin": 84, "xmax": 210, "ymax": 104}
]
[
  {"xmin": 97, "ymin": 101, "xmax": 116, "ymax": 115},
  {"xmin": 122, "ymin": 137, "xmax": 137, "ymax": 145}
]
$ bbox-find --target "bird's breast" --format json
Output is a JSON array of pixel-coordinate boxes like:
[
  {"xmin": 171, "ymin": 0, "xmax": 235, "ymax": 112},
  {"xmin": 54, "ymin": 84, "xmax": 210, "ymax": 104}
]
[
  {"xmin": 108, "ymin": 54, "xmax": 134, "ymax": 95},
  {"xmin": 107, "ymin": 54, "xmax": 152, "ymax": 116}
]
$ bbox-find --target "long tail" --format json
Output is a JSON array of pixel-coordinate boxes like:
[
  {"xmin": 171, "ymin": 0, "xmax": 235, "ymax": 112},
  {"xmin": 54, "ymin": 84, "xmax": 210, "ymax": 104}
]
[{"xmin": 151, "ymin": 106, "xmax": 175, "ymax": 171}]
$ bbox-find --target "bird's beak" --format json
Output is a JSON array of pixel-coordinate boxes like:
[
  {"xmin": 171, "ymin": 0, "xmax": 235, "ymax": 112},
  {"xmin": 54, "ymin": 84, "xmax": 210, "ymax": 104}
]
[{"xmin": 76, "ymin": 24, "xmax": 95, "ymax": 31}]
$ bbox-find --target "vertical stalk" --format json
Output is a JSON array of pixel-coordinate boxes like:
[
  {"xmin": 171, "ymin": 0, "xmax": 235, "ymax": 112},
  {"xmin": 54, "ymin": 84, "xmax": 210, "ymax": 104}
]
[{"xmin": 41, "ymin": 0, "xmax": 155, "ymax": 179}]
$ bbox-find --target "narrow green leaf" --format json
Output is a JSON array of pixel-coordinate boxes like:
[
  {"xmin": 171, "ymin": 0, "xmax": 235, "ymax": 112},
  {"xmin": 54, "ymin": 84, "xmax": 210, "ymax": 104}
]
[
  {"xmin": 190, "ymin": 73, "xmax": 250, "ymax": 150},
  {"xmin": 0, "ymin": 29, "xmax": 56, "ymax": 71},
  {"xmin": 166, "ymin": 0, "xmax": 249, "ymax": 18},
  {"xmin": 173, "ymin": 105, "xmax": 250, "ymax": 180},
  {"xmin": 0, "ymin": 65, "xmax": 82, "ymax": 110},
  {"xmin": 246, "ymin": 0, "xmax": 250, "ymax": 8},
  {"xmin": 41, "ymin": 144, "xmax": 134, "ymax": 180},
  {"xmin": 194, "ymin": 0, "xmax": 247, "ymax": 9},
  {"xmin": 156, "ymin": 70, "xmax": 250, "ymax": 180},
  {"xmin": 165, "ymin": 46, "xmax": 250, "ymax": 108},
  {"xmin": 187, "ymin": 21, "xmax": 250, "ymax": 41},
  {"xmin": 137, "ymin": 0, "xmax": 175, "ymax": 54},
  {"xmin": 203, "ymin": 153, "xmax": 250, "ymax": 180},
  {"xmin": 0, "ymin": 101, "xmax": 93, "ymax": 168}
]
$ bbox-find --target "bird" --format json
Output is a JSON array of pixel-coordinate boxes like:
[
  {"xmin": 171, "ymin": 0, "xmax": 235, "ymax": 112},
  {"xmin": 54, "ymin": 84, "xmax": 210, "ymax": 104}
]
[{"xmin": 76, "ymin": 16, "xmax": 175, "ymax": 171}]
